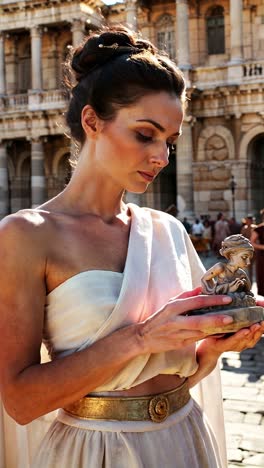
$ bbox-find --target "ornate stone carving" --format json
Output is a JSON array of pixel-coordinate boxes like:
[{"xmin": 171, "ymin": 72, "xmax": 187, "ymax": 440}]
[
  {"xmin": 155, "ymin": 13, "xmax": 174, "ymax": 28},
  {"xmin": 197, "ymin": 125, "xmax": 234, "ymax": 162},
  {"xmin": 211, "ymin": 165, "xmax": 231, "ymax": 181},
  {"xmin": 205, "ymin": 135, "xmax": 228, "ymax": 161}
]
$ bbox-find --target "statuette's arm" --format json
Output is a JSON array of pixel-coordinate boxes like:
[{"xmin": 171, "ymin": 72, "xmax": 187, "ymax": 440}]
[{"xmin": 201, "ymin": 263, "xmax": 225, "ymax": 295}]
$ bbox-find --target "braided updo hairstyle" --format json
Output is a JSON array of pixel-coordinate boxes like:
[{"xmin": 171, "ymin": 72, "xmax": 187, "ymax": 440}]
[{"xmin": 64, "ymin": 25, "xmax": 186, "ymax": 146}]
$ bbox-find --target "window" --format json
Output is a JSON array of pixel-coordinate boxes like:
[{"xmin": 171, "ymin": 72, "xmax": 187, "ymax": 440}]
[
  {"xmin": 156, "ymin": 14, "xmax": 175, "ymax": 60},
  {"xmin": 206, "ymin": 5, "xmax": 225, "ymax": 55},
  {"xmin": 17, "ymin": 42, "xmax": 31, "ymax": 93}
]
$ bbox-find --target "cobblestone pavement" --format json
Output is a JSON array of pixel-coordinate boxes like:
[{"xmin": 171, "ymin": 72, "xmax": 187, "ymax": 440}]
[
  {"xmin": 221, "ymin": 342, "xmax": 264, "ymax": 468},
  {"xmin": 199, "ymin": 252, "xmax": 264, "ymax": 468}
]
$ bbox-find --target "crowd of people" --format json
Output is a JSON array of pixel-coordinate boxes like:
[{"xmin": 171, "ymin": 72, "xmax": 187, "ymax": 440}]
[{"xmin": 181, "ymin": 210, "xmax": 264, "ymax": 297}]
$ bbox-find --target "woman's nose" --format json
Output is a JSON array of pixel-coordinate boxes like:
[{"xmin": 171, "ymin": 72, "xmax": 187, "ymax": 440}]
[{"xmin": 149, "ymin": 142, "xmax": 169, "ymax": 168}]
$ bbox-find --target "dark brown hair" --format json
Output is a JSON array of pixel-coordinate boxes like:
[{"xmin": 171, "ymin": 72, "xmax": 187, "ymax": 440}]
[{"xmin": 64, "ymin": 25, "xmax": 186, "ymax": 146}]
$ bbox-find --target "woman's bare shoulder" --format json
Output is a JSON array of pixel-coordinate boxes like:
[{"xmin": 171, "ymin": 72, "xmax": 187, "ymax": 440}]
[
  {"xmin": 0, "ymin": 208, "xmax": 52, "ymax": 231},
  {"xmin": 0, "ymin": 209, "xmax": 54, "ymax": 253}
]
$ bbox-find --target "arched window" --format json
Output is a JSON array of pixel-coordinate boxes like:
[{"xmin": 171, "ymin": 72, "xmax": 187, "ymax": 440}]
[
  {"xmin": 156, "ymin": 14, "xmax": 175, "ymax": 60},
  {"xmin": 206, "ymin": 6, "xmax": 225, "ymax": 55}
]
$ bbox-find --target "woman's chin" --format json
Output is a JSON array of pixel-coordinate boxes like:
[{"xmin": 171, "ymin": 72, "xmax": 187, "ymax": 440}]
[{"xmin": 126, "ymin": 185, "xmax": 149, "ymax": 195}]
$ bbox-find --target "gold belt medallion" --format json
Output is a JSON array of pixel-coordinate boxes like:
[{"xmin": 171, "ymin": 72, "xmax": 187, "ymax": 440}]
[{"xmin": 148, "ymin": 395, "xmax": 170, "ymax": 422}]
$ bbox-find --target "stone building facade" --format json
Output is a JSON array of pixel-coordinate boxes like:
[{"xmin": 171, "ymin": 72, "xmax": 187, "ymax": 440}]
[
  {"xmin": 0, "ymin": 0, "xmax": 264, "ymax": 221},
  {"xmin": 0, "ymin": 0, "xmax": 104, "ymax": 217}
]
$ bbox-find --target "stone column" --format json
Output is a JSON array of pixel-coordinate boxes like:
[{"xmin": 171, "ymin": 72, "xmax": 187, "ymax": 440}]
[
  {"xmin": 31, "ymin": 138, "xmax": 46, "ymax": 208},
  {"xmin": 30, "ymin": 26, "xmax": 42, "ymax": 91},
  {"xmin": 176, "ymin": 0, "xmax": 191, "ymax": 70},
  {"xmin": 176, "ymin": 118, "xmax": 194, "ymax": 217},
  {"xmin": 230, "ymin": 0, "xmax": 243, "ymax": 64},
  {"xmin": 0, "ymin": 32, "xmax": 6, "ymax": 96},
  {"xmin": 126, "ymin": 0, "xmax": 138, "ymax": 31},
  {"xmin": 71, "ymin": 19, "xmax": 84, "ymax": 48},
  {"xmin": 0, "ymin": 141, "xmax": 9, "ymax": 218}
]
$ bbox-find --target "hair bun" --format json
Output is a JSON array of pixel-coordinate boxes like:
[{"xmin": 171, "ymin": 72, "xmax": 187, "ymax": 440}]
[{"xmin": 71, "ymin": 28, "xmax": 155, "ymax": 82}]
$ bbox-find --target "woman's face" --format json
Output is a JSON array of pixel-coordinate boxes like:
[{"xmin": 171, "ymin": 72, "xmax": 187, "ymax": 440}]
[
  {"xmin": 229, "ymin": 250, "xmax": 253, "ymax": 269},
  {"xmin": 92, "ymin": 91, "xmax": 183, "ymax": 193}
]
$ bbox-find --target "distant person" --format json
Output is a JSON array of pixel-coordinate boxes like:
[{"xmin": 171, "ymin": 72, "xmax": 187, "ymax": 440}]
[
  {"xmin": 228, "ymin": 217, "xmax": 241, "ymax": 235},
  {"xmin": 241, "ymin": 214, "xmax": 256, "ymax": 240},
  {"xmin": 213, "ymin": 213, "xmax": 230, "ymax": 256},
  {"xmin": 251, "ymin": 209, "xmax": 264, "ymax": 296},
  {"xmin": 241, "ymin": 214, "xmax": 256, "ymax": 282},
  {"xmin": 182, "ymin": 216, "xmax": 191, "ymax": 234},
  {"xmin": 203, "ymin": 219, "xmax": 213, "ymax": 255},
  {"xmin": 191, "ymin": 218, "xmax": 204, "ymax": 238}
]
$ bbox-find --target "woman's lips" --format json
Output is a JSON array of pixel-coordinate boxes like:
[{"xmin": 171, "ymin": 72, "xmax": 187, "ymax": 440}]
[{"xmin": 138, "ymin": 171, "xmax": 155, "ymax": 182}]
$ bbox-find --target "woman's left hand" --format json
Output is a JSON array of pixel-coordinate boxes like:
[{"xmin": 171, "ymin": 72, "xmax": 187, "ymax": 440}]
[
  {"xmin": 198, "ymin": 321, "xmax": 264, "ymax": 357},
  {"xmin": 188, "ymin": 321, "xmax": 264, "ymax": 388},
  {"xmin": 256, "ymin": 295, "xmax": 264, "ymax": 307}
]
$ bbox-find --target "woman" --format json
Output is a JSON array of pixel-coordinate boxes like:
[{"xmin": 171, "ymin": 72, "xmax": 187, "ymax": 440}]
[
  {"xmin": 0, "ymin": 26, "xmax": 263, "ymax": 468},
  {"xmin": 251, "ymin": 209, "xmax": 264, "ymax": 296},
  {"xmin": 203, "ymin": 219, "xmax": 213, "ymax": 255},
  {"xmin": 212, "ymin": 213, "xmax": 230, "ymax": 257},
  {"xmin": 201, "ymin": 234, "xmax": 256, "ymax": 308}
]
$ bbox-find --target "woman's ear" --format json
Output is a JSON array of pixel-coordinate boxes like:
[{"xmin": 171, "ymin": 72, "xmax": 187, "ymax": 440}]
[{"xmin": 81, "ymin": 105, "xmax": 102, "ymax": 138}]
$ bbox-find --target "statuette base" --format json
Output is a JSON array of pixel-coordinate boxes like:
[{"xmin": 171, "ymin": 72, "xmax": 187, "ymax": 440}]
[{"xmin": 188, "ymin": 306, "xmax": 264, "ymax": 334}]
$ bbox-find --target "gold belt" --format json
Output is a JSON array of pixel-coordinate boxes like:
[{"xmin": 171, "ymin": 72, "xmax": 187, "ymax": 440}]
[{"xmin": 63, "ymin": 379, "xmax": 190, "ymax": 423}]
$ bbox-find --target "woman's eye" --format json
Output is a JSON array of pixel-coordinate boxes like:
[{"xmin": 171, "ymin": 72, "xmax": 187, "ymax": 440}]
[{"xmin": 136, "ymin": 132, "xmax": 153, "ymax": 143}]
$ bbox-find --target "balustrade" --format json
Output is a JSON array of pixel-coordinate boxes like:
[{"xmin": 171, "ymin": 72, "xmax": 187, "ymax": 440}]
[
  {"xmin": 192, "ymin": 60, "xmax": 264, "ymax": 88},
  {"xmin": 243, "ymin": 62, "xmax": 264, "ymax": 79},
  {"xmin": 4, "ymin": 93, "xmax": 28, "ymax": 110},
  {"xmin": 1, "ymin": 89, "xmax": 69, "ymax": 113},
  {"xmin": 41, "ymin": 89, "xmax": 68, "ymax": 104}
]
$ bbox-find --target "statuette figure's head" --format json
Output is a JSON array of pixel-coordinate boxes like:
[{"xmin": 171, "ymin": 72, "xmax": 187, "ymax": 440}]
[{"xmin": 219, "ymin": 234, "xmax": 254, "ymax": 268}]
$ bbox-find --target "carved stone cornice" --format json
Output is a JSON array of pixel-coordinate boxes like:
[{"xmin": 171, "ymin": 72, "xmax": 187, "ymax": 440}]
[
  {"xmin": 1, "ymin": 0, "xmax": 56, "ymax": 13},
  {"xmin": 1, "ymin": 0, "xmax": 98, "ymax": 13},
  {"xmin": 1, "ymin": 1, "xmax": 104, "ymax": 32},
  {"xmin": 191, "ymin": 83, "xmax": 264, "ymax": 101},
  {"xmin": 0, "ymin": 0, "xmax": 105, "ymax": 24},
  {"xmin": 0, "ymin": 110, "xmax": 67, "ymax": 140}
]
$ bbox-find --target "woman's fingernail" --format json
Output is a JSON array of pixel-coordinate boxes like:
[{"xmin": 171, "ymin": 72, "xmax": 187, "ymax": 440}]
[
  {"xmin": 243, "ymin": 330, "xmax": 250, "ymax": 335},
  {"xmin": 223, "ymin": 297, "xmax": 232, "ymax": 303},
  {"xmin": 223, "ymin": 316, "xmax": 234, "ymax": 324}
]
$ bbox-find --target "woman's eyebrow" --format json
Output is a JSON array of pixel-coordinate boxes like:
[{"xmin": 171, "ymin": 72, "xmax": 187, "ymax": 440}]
[{"xmin": 136, "ymin": 119, "xmax": 181, "ymax": 136}]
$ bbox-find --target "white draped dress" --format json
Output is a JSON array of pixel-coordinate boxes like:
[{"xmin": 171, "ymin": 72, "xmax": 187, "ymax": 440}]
[{"xmin": 1, "ymin": 204, "xmax": 227, "ymax": 468}]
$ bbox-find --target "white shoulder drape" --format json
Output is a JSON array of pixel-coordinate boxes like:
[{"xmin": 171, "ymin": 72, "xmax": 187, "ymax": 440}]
[{"xmin": 0, "ymin": 205, "xmax": 227, "ymax": 467}]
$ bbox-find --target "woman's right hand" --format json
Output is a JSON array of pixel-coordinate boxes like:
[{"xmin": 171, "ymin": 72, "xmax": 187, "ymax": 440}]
[{"xmin": 137, "ymin": 292, "xmax": 233, "ymax": 354}]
